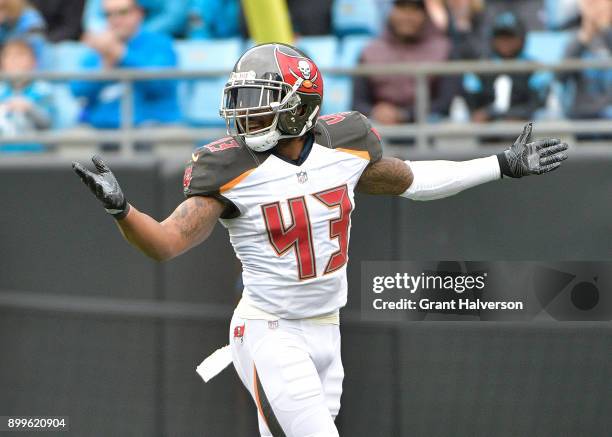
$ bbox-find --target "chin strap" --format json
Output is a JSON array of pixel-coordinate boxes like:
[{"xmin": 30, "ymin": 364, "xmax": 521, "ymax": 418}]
[
  {"xmin": 244, "ymin": 129, "xmax": 281, "ymax": 152},
  {"xmin": 276, "ymin": 104, "xmax": 321, "ymax": 142},
  {"xmin": 297, "ymin": 104, "xmax": 319, "ymax": 136}
]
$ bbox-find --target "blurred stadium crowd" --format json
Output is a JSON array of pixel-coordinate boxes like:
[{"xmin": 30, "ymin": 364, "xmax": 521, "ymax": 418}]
[{"xmin": 0, "ymin": 0, "xmax": 610, "ymax": 152}]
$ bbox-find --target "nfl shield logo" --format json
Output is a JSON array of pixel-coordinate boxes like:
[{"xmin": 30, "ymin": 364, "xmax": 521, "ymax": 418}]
[{"xmin": 296, "ymin": 171, "xmax": 308, "ymax": 184}]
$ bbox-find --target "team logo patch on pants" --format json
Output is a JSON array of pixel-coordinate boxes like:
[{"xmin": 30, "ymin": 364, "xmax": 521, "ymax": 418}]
[{"xmin": 234, "ymin": 324, "xmax": 245, "ymax": 343}]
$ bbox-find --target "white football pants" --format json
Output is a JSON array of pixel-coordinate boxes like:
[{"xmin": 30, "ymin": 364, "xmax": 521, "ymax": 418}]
[{"xmin": 230, "ymin": 314, "xmax": 343, "ymax": 437}]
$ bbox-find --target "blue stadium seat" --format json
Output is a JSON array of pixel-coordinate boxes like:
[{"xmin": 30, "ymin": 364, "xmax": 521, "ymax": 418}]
[
  {"xmin": 322, "ymin": 77, "xmax": 352, "ymax": 115},
  {"xmin": 44, "ymin": 42, "xmax": 93, "ymax": 72},
  {"xmin": 50, "ymin": 86, "xmax": 82, "ymax": 129},
  {"xmin": 525, "ymin": 31, "xmax": 574, "ymax": 64},
  {"xmin": 524, "ymin": 31, "xmax": 575, "ymax": 99},
  {"xmin": 319, "ymin": 35, "xmax": 373, "ymax": 115},
  {"xmin": 332, "ymin": 0, "xmax": 382, "ymax": 36},
  {"xmin": 339, "ymin": 34, "xmax": 372, "ymax": 68},
  {"xmin": 295, "ymin": 36, "xmax": 338, "ymax": 69},
  {"xmin": 174, "ymin": 38, "xmax": 242, "ymax": 126},
  {"xmin": 44, "ymin": 42, "xmax": 94, "ymax": 129}
]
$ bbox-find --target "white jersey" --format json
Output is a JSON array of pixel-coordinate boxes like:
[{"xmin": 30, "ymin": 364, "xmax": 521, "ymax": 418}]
[{"xmin": 183, "ymin": 111, "xmax": 382, "ymax": 319}]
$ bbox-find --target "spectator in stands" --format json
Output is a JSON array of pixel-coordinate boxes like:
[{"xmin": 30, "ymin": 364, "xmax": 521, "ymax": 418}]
[
  {"xmin": 83, "ymin": 0, "xmax": 188, "ymax": 37},
  {"xmin": 353, "ymin": 0, "xmax": 451, "ymax": 125},
  {"xmin": 0, "ymin": 0, "xmax": 46, "ymax": 61},
  {"xmin": 558, "ymin": 0, "xmax": 611, "ymax": 120},
  {"xmin": 0, "ymin": 39, "xmax": 52, "ymax": 152},
  {"xmin": 466, "ymin": 11, "xmax": 543, "ymax": 122},
  {"xmin": 423, "ymin": 0, "xmax": 485, "ymax": 119},
  {"xmin": 427, "ymin": 0, "xmax": 485, "ymax": 59},
  {"xmin": 71, "ymin": 0, "xmax": 181, "ymax": 129},
  {"xmin": 30, "ymin": 0, "xmax": 85, "ymax": 42},
  {"xmin": 187, "ymin": 0, "xmax": 240, "ymax": 39}
]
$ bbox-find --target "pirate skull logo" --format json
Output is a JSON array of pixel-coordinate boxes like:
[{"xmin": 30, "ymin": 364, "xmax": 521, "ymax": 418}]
[
  {"xmin": 289, "ymin": 59, "xmax": 318, "ymax": 89},
  {"xmin": 297, "ymin": 60, "xmax": 311, "ymax": 79}
]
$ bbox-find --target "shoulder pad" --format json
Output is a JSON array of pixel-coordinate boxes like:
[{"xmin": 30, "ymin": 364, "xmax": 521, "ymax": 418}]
[
  {"xmin": 314, "ymin": 111, "xmax": 382, "ymax": 163},
  {"xmin": 183, "ymin": 136, "xmax": 269, "ymax": 197}
]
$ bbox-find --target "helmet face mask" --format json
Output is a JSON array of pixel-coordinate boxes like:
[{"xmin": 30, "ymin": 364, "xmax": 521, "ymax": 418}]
[
  {"xmin": 221, "ymin": 75, "xmax": 300, "ymax": 136},
  {"xmin": 219, "ymin": 43, "xmax": 323, "ymax": 152}
]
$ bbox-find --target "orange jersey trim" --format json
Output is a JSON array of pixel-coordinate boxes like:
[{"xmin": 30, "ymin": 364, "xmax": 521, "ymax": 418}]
[
  {"xmin": 336, "ymin": 147, "xmax": 370, "ymax": 161},
  {"xmin": 220, "ymin": 168, "xmax": 256, "ymax": 193},
  {"xmin": 253, "ymin": 365, "xmax": 269, "ymax": 427}
]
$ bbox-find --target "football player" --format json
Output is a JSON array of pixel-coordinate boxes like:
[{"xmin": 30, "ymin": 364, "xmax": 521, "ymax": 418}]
[{"xmin": 72, "ymin": 43, "xmax": 568, "ymax": 437}]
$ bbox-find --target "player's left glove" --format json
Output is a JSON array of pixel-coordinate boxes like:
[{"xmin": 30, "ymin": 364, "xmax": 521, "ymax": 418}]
[
  {"xmin": 497, "ymin": 122, "xmax": 569, "ymax": 178},
  {"xmin": 72, "ymin": 155, "xmax": 130, "ymax": 219}
]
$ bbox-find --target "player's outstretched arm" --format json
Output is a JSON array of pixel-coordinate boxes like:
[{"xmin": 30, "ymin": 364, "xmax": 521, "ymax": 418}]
[
  {"xmin": 72, "ymin": 156, "xmax": 224, "ymax": 261},
  {"xmin": 357, "ymin": 123, "xmax": 569, "ymax": 200}
]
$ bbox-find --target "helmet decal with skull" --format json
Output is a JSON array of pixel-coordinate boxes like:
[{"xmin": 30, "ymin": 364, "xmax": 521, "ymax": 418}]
[{"xmin": 275, "ymin": 47, "xmax": 323, "ymax": 97}]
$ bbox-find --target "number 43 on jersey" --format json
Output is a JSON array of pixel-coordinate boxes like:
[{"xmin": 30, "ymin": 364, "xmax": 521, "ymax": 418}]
[{"xmin": 261, "ymin": 184, "xmax": 352, "ymax": 280}]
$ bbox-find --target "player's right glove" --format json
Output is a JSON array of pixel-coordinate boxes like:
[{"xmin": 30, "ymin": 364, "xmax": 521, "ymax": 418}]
[
  {"xmin": 72, "ymin": 155, "xmax": 130, "ymax": 219},
  {"xmin": 497, "ymin": 122, "xmax": 569, "ymax": 178}
]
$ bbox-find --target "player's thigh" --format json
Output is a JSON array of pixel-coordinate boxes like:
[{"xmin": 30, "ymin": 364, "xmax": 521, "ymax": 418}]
[
  {"xmin": 251, "ymin": 327, "xmax": 339, "ymax": 436},
  {"xmin": 317, "ymin": 327, "xmax": 343, "ymax": 419},
  {"xmin": 232, "ymin": 317, "xmax": 339, "ymax": 436}
]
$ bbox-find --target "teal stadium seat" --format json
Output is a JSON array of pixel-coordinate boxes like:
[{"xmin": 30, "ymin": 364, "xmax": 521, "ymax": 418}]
[
  {"xmin": 524, "ymin": 31, "xmax": 574, "ymax": 101},
  {"xmin": 295, "ymin": 36, "xmax": 338, "ymax": 70},
  {"xmin": 319, "ymin": 35, "xmax": 372, "ymax": 115},
  {"xmin": 332, "ymin": 0, "xmax": 382, "ymax": 36},
  {"xmin": 45, "ymin": 42, "xmax": 94, "ymax": 129},
  {"xmin": 338, "ymin": 35, "xmax": 372, "ymax": 68},
  {"xmin": 174, "ymin": 38, "xmax": 242, "ymax": 126},
  {"xmin": 525, "ymin": 31, "xmax": 574, "ymax": 64}
]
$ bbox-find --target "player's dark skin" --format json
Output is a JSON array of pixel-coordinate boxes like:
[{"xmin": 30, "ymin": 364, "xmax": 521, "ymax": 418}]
[{"xmin": 113, "ymin": 132, "xmax": 413, "ymax": 262}]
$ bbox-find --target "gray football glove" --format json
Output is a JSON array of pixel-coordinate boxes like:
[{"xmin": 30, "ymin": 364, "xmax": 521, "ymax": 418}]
[
  {"xmin": 72, "ymin": 155, "xmax": 130, "ymax": 219},
  {"xmin": 497, "ymin": 123, "xmax": 569, "ymax": 178}
]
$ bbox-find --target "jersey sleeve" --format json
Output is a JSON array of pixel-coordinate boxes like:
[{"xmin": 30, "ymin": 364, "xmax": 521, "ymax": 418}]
[
  {"xmin": 313, "ymin": 111, "xmax": 382, "ymax": 163},
  {"xmin": 182, "ymin": 136, "xmax": 264, "ymax": 219}
]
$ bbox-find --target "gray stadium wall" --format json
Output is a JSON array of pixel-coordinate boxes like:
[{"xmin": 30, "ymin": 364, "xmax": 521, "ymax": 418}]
[{"xmin": 0, "ymin": 150, "xmax": 610, "ymax": 436}]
